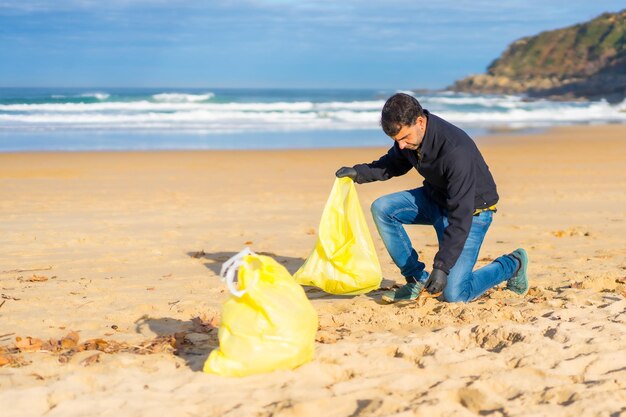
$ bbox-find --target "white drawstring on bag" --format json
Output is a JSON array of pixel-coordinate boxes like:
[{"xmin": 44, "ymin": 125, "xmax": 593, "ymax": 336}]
[{"xmin": 220, "ymin": 247, "xmax": 255, "ymax": 297}]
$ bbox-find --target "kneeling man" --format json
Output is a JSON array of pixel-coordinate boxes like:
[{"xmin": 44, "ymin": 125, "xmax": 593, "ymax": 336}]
[{"xmin": 336, "ymin": 93, "xmax": 528, "ymax": 303}]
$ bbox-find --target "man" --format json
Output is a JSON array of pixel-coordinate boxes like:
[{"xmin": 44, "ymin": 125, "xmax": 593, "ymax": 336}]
[{"xmin": 336, "ymin": 93, "xmax": 528, "ymax": 303}]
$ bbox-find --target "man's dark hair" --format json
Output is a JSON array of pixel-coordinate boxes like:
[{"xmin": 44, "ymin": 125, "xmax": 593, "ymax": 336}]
[{"xmin": 380, "ymin": 93, "xmax": 424, "ymax": 136}]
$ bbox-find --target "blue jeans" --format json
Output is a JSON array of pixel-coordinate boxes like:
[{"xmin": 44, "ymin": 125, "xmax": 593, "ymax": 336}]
[{"xmin": 371, "ymin": 187, "xmax": 519, "ymax": 303}]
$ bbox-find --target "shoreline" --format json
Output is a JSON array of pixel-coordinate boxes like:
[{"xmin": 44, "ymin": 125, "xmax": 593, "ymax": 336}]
[{"xmin": 0, "ymin": 123, "xmax": 624, "ymax": 155}]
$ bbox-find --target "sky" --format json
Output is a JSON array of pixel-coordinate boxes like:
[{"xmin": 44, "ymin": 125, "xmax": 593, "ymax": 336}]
[{"xmin": 0, "ymin": 0, "xmax": 622, "ymax": 89}]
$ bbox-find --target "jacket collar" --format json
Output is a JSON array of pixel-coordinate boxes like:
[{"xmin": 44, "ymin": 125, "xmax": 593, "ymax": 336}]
[{"xmin": 419, "ymin": 109, "xmax": 442, "ymax": 161}]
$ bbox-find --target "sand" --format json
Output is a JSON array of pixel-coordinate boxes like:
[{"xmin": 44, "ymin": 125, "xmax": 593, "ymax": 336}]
[{"xmin": 0, "ymin": 125, "xmax": 625, "ymax": 416}]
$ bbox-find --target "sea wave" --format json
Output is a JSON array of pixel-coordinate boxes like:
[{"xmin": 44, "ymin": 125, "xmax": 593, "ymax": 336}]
[
  {"xmin": 0, "ymin": 100, "xmax": 382, "ymax": 113},
  {"xmin": 0, "ymin": 110, "xmax": 322, "ymax": 123},
  {"xmin": 79, "ymin": 92, "xmax": 110, "ymax": 100},
  {"xmin": 423, "ymin": 94, "xmax": 524, "ymax": 108},
  {"xmin": 1, "ymin": 94, "xmax": 625, "ymax": 134},
  {"xmin": 441, "ymin": 99, "xmax": 626, "ymax": 126},
  {"xmin": 152, "ymin": 92, "xmax": 215, "ymax": 103}
]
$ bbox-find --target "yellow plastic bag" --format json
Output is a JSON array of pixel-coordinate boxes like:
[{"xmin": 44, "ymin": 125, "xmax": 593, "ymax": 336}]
[
  {"xmin": 203, "ymin": 248, "xmax": 318, "ymax": 377},
  {"xmin": 294, "ymin": 177, "xmax": 382, "ymax": 295}
]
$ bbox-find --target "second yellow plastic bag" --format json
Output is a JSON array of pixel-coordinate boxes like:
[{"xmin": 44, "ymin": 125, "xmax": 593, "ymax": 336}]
[
  {"xmin": 294, "ymin": 177, "xmax": 382, "ymax": 295},
  {"xmin": 203, "ymin": 249, "xmax": 318, "ymax": 377}
]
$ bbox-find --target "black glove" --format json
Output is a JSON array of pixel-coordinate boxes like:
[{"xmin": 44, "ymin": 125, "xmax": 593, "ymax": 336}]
[
  {"xmin": 425, "ymin": 268, "xmax": 448, "ymax": 294},
  {"xmin": 335, "ymin": 166, "xmax": 357, "ymax": 181}
]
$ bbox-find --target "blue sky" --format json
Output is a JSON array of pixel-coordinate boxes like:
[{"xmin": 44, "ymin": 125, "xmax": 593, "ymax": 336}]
[{"xmin": 0, "ymin": 1, "xmax": 621, "ymax": 89}]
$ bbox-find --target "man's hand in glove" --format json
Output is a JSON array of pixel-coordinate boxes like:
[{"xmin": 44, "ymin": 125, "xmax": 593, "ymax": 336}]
[
  {"xmin": 335, "ymin": 166, "xmax": 357, "ymax": 181},
  {"xmin": 425, "ymin": 268, "xmax": 448, "ymax": 295}
]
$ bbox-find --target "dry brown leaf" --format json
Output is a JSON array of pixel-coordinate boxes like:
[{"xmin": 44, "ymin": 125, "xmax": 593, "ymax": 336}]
[
  {"xmin": 41, "ymin": 339, "xmax": 58, "ymax": 352},
  {"xmin": 81, "ymin": 338, "xmax": 111, "ymax": 352},
  {"xmin": 60, "ymin": 331, "xmax": 79, "ymax": 349},
  {"xmin": 6, "ymin": 329, "xmax": 198, "ymax": 369},
  {"xmin": 95, "ymin": 339, "xmax": 111, "ymax": 351},
  {"xmin": 0, "ymin": 354, "xmax": 10, "ymax": 366},
  {"xmin": 15, "ymin": 336, "xmax": 43, "ymax": 352},
  {"xmin": 244, "ymin": 241, "xmax": 253, "ymax": 245},
  {"xmin": 28, "ymin": 275, "xmax": 48, "ymax": 282},
  {"xmin": 80, "ymin": 353, "xmax": 101, "ymax": 367},
  {"xmin": 192, "ymin": 250, "xmax": 205, "ymax": 258},
  {"xmin": 0, "ymin": 353, "xmax": 28, "ymax": 368},
  {"xmin": 104, "ymin": 341, "xmax": 123, "ymax": 354},
  {"xmin": 133, "ymin": 335, "xmax": 176, "ymax": 354},
  {"xmin": 414, "ymin": 289, "xmax": 441, "ymax": 307},
  {"xmin": 146, "ymin": 287, "xmax": 155, "ymax": 291},
  {"xmin": 571, "ymin": 282, "xmax": 584, "ymax": 289},
  {"xmin": 192, "ymin": 314, "xmax": 220, "ymax": 332}
]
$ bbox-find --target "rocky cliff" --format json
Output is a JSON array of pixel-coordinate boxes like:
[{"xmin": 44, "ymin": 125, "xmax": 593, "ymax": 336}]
[{"xmin": 450, "ymin": 10, "xmax": 626, "ymax": 102}]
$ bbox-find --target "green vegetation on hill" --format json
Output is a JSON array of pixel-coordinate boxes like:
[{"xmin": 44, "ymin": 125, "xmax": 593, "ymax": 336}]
[{"xmin": 451, "ymin": 10, "xmax": 626, "ymax": 102}]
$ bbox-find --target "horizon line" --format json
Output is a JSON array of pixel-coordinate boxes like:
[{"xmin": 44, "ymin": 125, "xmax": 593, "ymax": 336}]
[{"xmin": 0, "ymin": 85, "xmax": 448, "ymax": 91}]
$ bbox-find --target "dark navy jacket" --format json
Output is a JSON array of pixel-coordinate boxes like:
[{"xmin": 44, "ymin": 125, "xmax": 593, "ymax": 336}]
[{"xmin": 353, "ymin": 110, "xmax": 499, "ymax": 274}]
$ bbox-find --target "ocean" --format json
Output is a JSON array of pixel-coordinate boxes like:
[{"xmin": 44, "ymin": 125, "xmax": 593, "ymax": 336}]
[{"xmin": 1, "ymin": 87, "xmax": 625, "ymax": 151}]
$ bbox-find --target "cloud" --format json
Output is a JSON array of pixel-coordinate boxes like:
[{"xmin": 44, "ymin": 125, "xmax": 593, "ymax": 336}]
[
  {"xmin": 1, "ymin": 0, "xmax": 617, "ymax": 28},
  {"xmin": 0, "ymin": 0, "xmax": 201, "ymax": 13},
  {"xmin": 1, "ymin": 0, "xmax": 618, "ymax": 54}
]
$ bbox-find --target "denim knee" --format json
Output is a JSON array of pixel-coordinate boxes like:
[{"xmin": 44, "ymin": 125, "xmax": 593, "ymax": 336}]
[
  {"xmin": 370, "ymin": 196, "xmax": 393, "ymax": 221},
  {"xmin": 443, "ymin": 284, "xmax": 472, "ymax": 303}
]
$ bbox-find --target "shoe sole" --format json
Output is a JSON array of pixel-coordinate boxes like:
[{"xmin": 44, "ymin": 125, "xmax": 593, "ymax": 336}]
[
  {"xmin": 381, "ymin": 294, "xmax": 394, "ymax": 303},
  {"xmin": 381, "ymin": 288, "xmax": 428, "ymax": 304},
  {"xmin": 508, "ymin": 248, "xmax": 529, "ymax": 296}
]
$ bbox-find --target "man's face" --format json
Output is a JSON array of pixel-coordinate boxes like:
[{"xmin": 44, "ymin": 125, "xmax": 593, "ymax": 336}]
[{"xmin": 391, "ymin": 116, "xmax": 426, "ymax": 151}]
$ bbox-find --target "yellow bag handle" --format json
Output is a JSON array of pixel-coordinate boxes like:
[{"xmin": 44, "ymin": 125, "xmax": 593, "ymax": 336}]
[{"xmin": 220, "ymin": 247, "xmax": 257, "ymax": 297}]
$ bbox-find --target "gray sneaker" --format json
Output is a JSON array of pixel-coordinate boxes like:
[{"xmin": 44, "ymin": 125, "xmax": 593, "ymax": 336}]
[
  {"xmin": 507, "ymin": 248, "xmax": 529, "ymax": 295},
  {"xmin": 382, "ymin": 281, "xmax": 424, "ymax": 303}
]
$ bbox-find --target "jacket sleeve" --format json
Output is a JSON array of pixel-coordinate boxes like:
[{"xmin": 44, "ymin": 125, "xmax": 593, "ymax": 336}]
[
  {"xmin": 433, "ymin": 148, "xmax": 476, "ymax": 274},
  {"xmin": 352, "ymin": 143, "xmax": 412, "ymax": 183}
]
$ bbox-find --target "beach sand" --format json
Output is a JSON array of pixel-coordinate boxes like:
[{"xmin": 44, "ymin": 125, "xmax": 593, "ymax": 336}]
[{"xmin": 1, "ymin": 125, "xmax": 625, "ymax": 416}]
